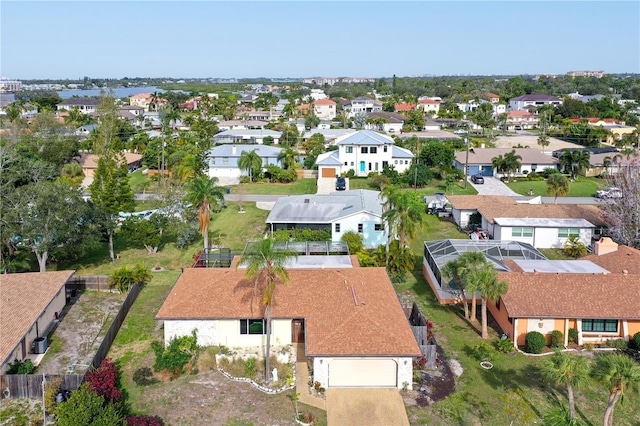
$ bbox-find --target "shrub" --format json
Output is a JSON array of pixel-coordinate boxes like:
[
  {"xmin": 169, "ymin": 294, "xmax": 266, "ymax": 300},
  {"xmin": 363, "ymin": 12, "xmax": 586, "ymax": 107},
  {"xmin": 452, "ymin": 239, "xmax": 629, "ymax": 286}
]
[
  {"xmin": 244, "ymin": 357, "xmax": 257, "ymax": 378},
  {"xmin": 7, "ymin": 358, "xmax": 36, "ymax": 374},
  {"xmin": 568, "ymin": 328, "xmax": 579, "ymax": 344},
  {"xmin": 151, "ymin": 330, "xmax": 198, "ymax": 374},
  {"xmin": 606, "ymin": 339, "xmax": 628, "ymax": 349},
  {"xmin": 413, "ymin": 355, "xmax": 427, "ymax": 370},
  {"xmin": 175, "ymin": 224, "xmax": 200, "ymax": 249},
  {"xmin": 494, "ymin": 338, "xmax": 515, "ymax": 353},
  {"xmin": 85, "ymin": 358, "xmax": 123, "ymax": 404},
  {"xmin": 550, "ymin": 330, "xmax": 564, "ymax": 349},
  {"xmin": 471, "ymin": 341, "xmax": 495, "ymax": 361},
  {"xmin": 55, "ymin": 383, "xmax": 117, "ymax": 426},
  {"xmin": 132, "ymin": 367, "xmax": 159, "ymax": 386},
  {"xmin": 525, "ymin": 331, "xmax": 546, "ymax": 354},
  {"xmin": 631, "ymin": 331, "xmax": 640, "ymax": 350},
  {"xmin": 346, "ymin": 169, "xmax": 356, "ymax": 178},
  {"xmin": 341, "ymin": 231, "xmax": 364, "ymax": 254},
  {"xmin": 44, "ymin": 377, "xmax": 63, "ymax": 413},
  {"xmin": 127, "ymin": 416, "xmax": 164, "ymax": 426}
]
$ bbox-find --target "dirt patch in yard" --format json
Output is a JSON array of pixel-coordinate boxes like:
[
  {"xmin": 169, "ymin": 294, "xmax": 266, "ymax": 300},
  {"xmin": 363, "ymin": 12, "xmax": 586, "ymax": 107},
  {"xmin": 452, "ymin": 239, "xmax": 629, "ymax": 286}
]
[
  {"xmin": 37, "ymin": 290, "xmax": 126, "ymax": 375},
  {"xmin": 403, "ymin": 345, "xmax": 457, "ymax": 408},
  {"xmin": 126, "ymin": 370, "xmax": 326, "ymax": 426},
  {"xmin": 494, "ymin": 135, "xmax": 582, "ymax": 152}
]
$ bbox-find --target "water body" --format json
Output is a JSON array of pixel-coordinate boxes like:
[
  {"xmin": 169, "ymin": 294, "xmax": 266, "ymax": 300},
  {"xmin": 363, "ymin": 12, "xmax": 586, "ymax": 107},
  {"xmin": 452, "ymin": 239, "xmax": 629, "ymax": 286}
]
[{"xmin": 57, "ymin": 86, "xmax": 163, "ymax": 99}]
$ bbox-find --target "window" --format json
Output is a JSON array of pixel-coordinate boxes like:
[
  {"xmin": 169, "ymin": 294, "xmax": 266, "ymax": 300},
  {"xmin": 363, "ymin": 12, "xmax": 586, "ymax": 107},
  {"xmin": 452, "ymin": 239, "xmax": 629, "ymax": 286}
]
[
  {"xmin": 335, "ymin": 223, "xmax": 341, "ymax": 233},
  {"xmin": 358, "ymin": 224, "xmax": 363, "ymax": 233},
  {"xmin": 350, "ymin": 162, "xmax": 354, "ymax": 166},
  {"xmin": 223, "ymin": 157, "xmax": 229, "ymax": 165},
  {"xmin": 344, "ymin": 162, "xmax": 348, "ymax": 166},
  {"xmin": 370, "ymin": 147, "xmax": 377, "ymax": 154},
  {"xmin": 240, "ymin": 319, "xmax": 267, "ymax": 335},
  {"xmin": 394, "ymin": 160, "xmax": 398, "ymax": 164},
  {"xmin": 582, "ymin": 319, "xmax": 618, "ymax": 333},
  {"xmin": 558, "ymin": 228, "xmax": 580, "ymax": 238},
  {"xmin": 375, "ymin": 224, "xmax": 384, "ymax": 231},
  {"xmin": 383, "ymin": 146, "xmax": 388, "ymax": 153},
  {"xmin": 211, "ymin": 158, "xmax": 216, "ymax": 165},
  {"xmin": 346, "ymin": 146, "xmax": 353, "ymax": 154},
  {"xmin": 511, "ymin": 227, "xmax": 533, "ymax": 238},
  {"xmin": 361, "ymin": 147, "xmax": 368, "ymax": 154}
]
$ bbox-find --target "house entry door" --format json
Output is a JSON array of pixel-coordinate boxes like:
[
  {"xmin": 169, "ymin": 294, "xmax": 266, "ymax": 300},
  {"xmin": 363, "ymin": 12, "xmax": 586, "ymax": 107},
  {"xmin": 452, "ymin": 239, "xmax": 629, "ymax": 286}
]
[
  {"xmin": 360, "ymin": 161, "xmax": 365, "ymax": 173},
  {"xmin": 291, "ymin": 319, "xmax": 305, "ymax": 343}
]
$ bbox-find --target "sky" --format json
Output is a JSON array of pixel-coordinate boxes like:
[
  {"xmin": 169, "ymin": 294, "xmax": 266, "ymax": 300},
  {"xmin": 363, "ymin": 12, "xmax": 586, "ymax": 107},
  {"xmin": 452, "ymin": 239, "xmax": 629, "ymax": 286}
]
[{"xmin": 1, "ymin": 1, "xmax": 639, "ymax": 80}]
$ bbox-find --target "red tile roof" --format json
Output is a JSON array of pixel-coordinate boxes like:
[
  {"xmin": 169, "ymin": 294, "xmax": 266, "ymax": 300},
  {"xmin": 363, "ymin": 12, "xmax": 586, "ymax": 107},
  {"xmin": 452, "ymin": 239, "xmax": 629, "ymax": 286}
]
[
  {"xmin": 507, "ymin": 111, "xmax": 535, "ymax": 118},
  {"xmin": 418, "ymin": 99, "xmax": 440, "ymax": 105},
  {"xmin": 313, "ymin": 99, "xmax": 336, "ymax": 106},
  {"xmin": 499, "ymin": 272, "xmax": 640, "ymax": 319},
  {"xmin": 156, "ymin": 267, "xmax": 420, "ymax": 357},
  {"xmin": 394, "ymin": 104, "xmax": 416, "ymax": 111},
  {"xmin": 1, "ymin": 271, "xmax": 75, "ymax": 366}
]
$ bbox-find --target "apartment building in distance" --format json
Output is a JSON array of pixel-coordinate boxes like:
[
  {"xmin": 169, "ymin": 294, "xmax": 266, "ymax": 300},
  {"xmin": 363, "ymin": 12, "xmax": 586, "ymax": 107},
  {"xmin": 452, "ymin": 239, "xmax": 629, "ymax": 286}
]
[{"xmin": 567, "ymin": 70, "xmax": 605, "ymax": 78}]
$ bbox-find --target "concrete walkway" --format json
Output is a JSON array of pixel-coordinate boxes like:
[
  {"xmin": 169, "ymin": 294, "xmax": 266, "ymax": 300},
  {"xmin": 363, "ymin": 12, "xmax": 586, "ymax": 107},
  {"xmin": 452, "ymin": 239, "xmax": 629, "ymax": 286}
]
[
  {"xmin": 326, "ymin": 388, "xmax": 410, "ymax": 426},
  {"xmin": 295, "ymin": 344, "xmax": 326, "ymax": 411},
  {"xmin": 468, "ymin": 176, "xmax": 520, "ymax": 196}
]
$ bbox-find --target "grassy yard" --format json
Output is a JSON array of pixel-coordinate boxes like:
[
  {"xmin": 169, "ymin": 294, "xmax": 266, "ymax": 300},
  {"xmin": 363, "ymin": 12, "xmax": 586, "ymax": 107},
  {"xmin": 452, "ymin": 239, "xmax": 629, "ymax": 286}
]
[
  {"xmin": 348, "ymin": 177, "xmax": 478, "ymax": 196},
  {"xmin": 230, "ymin": 178, "xmax": 317, "ymax": 195},
  {"xmin": 507, "ymin": 176, "xmax": 606, "ymax": 197}
]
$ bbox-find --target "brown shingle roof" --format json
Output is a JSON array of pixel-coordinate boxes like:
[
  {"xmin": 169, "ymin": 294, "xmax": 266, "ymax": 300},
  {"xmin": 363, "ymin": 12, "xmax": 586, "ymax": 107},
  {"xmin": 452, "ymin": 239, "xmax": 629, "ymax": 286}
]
[
  {"xmin": 78, "ymin": 152, "xmax": 143, "ymax": 169},
  {"xmin": 498, "ymin": 272, "xmax": 640, "ymax": 319},
  {"xmin": 583, "ymin": 246, "xmax": 640, "ymax": 275},
  {"xmin": 453, "ymin": 148, "xmax": 558, "ymax": 166},
  {"xmin": 479, "ymin": 203, "xmax": 605, "ymax": 226},
  {"xmin": 1, "ymin": 271, "xmax": 75, "ymax": 365},
  {"xmin": 156, "ymin": 268, "xmax": 420, "ymax": 357},
  {"xmin": 447, "ymin": 195, "xmax": 515, "ymax": 210}
]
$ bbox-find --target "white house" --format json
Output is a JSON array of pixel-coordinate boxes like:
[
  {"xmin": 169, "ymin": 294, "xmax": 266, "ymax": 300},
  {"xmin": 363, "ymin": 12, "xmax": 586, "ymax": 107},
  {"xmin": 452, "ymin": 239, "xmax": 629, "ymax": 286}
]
[
  {"xmin": 417, "ymin": 99, "xmax": 440, "ymax": 116},
  {"xmin": 316, "ymin": 130, "xmax": 414, "ymax": 178},
  {"xmin": 343, "ymin": 97, "xmax": 383, "ymax": 118},
  {"xmin": 266, "ymin": 189, "xmax": 386, "ymax": 249},
  {"xmin": 207, "ymin": 144, "xmax": 284, "ymax": 186},
  {"xmin": 509, "ymin": 94, "xmax": 563, "ymax": 111},
  {"xmin": 57, "ymin": 97, "xmax": 100, "ymax": 114},
  {"xmin": 364, "ymin": 112, "xmax": 405, "ymax": 134},
  {"xmin": 453, "ymin": 148, "xmax": 559, "ymax": 177},
  {"xmin": 156, "ymin": 262, "xmax": 420, "ymax": 390},
  {"xmin": 212, "ymin": 129, "xmax": 281, "ymax": 145}
]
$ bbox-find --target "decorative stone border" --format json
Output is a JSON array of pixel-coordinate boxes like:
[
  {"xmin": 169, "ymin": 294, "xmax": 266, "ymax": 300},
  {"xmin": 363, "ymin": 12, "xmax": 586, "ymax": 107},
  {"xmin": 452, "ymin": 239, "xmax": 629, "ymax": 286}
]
[
  {"xmin": 218, "ymin": 368, "xmax": 296, "ymax": 394},
  {"xmin": 516, "ymin": 347, "xmax": 619, "ymax": 357}
]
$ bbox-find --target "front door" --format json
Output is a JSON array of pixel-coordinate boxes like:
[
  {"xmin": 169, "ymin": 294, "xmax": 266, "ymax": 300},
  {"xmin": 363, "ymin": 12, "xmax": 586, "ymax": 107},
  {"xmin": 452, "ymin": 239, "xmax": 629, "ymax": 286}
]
[
  {"xmin": 291, "ymin": 319, "xmax": 305, "ymax": 343},
  {"xmin": 360, "ymin": 161, "xmax": 365, "ymax": 173}
]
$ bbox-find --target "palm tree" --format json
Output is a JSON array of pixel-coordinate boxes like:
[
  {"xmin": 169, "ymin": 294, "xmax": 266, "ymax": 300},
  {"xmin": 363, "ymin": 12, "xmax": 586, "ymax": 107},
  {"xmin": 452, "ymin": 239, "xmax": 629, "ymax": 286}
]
[
  {"xmin": 541, "ymin": 351, "xmax": 591, "ymax": 420},
  {"xmin": 491, "ymin": 154, "xmax": 507, "ymax": 178},
  {"xmin": 441, "ymin": 251, "xmax": 487, "ymax": 321},
  {"xmin": 277, "ymin": 147, "xmax": 298, "ymax": 170},
  {"xmin": 592, "ymin": 352, "xmax": 640, "ymax": 426},
  {"xmin": 238, "ymin": 149, "xmax": 262, "ymax": 183},
  {"xmin": 379, "ymin": 184, "xmax": 400, "ymax": 262},
  {"xmin": 475, "ymin": 264, "xmax": 508, "ymax": 338},
  {"xmin": 165, "ymin": 108, "xmax": 181, "ymax": 130},
  {"xmin": 238, "ymin": 238, "xmax": 298, "ymax": 384},
  {"xmin": 381, "ymin": 191, "xmax": 422, "ymax": 249},
  {"xmin": 184, "ymin": 176, "xmax": 225, "ymax": 250},
  {"xmin": 546, "ymin": 173, "xmax": 570, "ymax": 204},
  {"xmin": 569, "ymin": 150, "xmax": 591, "ymax": 179},
  {"xmin": 504, "ymin": 150, "xmax": 522, "ymax": 180}
]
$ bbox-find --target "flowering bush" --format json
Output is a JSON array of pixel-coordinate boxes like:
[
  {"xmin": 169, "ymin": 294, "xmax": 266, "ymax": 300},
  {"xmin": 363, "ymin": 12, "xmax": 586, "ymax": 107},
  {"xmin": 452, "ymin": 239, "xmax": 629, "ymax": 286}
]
[
  {"xmin": 86, "ymin": 358, "xmax": 123, "ymax": 403},
  {"xmin": 127, "ymin": 415, "xmax": 164, "ymax": 426}
]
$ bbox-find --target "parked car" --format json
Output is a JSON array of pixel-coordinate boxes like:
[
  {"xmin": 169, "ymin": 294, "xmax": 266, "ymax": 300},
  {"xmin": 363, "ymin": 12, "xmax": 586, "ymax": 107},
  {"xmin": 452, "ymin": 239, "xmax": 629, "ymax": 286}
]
[
  {"xmin": 471, "ymin": 174, "xmax": 484, "ymax": 184},
  {"xmin": 336, "ymin": 176, "xmax": 346, "ymax": 191},
  {"xmin": 595, "ymin": 187, "xmax": 622, "ymax": 199}
]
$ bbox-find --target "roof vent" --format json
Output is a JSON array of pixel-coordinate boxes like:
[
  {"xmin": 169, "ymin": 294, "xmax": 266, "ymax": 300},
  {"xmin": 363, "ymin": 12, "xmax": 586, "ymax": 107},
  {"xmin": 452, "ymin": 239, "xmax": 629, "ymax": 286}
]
[{"xmin": 622, "ymin": 269, "xmax": 628, "ymax": 275}]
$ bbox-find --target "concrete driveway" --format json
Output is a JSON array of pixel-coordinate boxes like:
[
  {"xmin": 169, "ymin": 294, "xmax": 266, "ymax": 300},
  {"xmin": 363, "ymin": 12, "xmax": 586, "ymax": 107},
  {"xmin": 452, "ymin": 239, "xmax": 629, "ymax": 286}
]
[
  {"xmin": 468, "ymin": 176, "xmax": 520, "ymax": 196},
  {"xmin": 326, "ymin": 388, "xmax": 409, "ymax": 426}
]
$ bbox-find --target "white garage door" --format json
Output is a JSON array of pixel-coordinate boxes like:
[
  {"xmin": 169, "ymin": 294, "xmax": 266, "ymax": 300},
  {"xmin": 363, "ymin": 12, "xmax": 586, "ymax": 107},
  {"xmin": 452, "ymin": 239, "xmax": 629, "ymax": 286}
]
[{"xmin": 328, "ymin": 359, "xmax": 397, "ymax": 387}]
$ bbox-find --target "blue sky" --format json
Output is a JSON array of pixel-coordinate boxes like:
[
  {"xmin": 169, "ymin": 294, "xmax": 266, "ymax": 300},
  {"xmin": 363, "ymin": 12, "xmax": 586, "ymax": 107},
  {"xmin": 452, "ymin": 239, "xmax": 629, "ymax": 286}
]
[{"xmin": 2, "ymin": 1, "xmax": 639, "ymax": 79}]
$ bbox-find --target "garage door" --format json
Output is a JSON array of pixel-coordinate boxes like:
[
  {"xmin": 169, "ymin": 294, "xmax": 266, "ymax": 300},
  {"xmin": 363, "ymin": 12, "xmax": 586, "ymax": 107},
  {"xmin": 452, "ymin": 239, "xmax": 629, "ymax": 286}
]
[
  {"xmin": 328, "ymin": 359, "xmax": 397, "ymax": 387},
  {"xmin": 322, "ymin": 167, "xmax": 336, "ymax": 178}
]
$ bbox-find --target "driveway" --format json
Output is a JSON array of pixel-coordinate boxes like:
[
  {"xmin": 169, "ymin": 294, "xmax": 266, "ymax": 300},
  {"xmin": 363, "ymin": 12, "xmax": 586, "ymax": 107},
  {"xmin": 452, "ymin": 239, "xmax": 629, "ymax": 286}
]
[
  {"xmin": 467, "ymin": 176, "xmax": 520, "ymax": 196},
  {"xmin": 326, "ymin": 388, "xmax": 409, "ymax": 426}
]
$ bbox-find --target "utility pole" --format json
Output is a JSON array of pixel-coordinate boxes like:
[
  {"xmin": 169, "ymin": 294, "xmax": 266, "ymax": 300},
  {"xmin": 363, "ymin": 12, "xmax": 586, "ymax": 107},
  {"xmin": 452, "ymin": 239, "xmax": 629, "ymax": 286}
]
[{"xmin": 464, "ymin": 122, "xmax": 470, "ymax": 189}]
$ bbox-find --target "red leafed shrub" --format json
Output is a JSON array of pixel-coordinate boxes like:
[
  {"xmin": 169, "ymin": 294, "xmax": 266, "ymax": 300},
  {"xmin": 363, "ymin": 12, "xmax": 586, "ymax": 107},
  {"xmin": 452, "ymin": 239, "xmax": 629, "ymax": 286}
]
[
  {"xmin": 413, "ymin": 355, "xmax": 427, "ymax": 370},
  {"xmin": 86, "ymin": 358, "xmax": 123, "ymax": 403},
  {"xmin": 127, "ymin": 415, "xmax": 164, "ymax": 426}
]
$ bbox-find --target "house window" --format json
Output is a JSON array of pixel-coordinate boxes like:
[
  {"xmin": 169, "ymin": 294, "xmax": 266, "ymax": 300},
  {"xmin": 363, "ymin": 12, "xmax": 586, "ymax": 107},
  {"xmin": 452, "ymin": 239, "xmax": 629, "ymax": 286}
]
[
  {"xmin": 211, "ymin": 158, "xmax": 216, "ymax": 165},
  {"xmin": 374, "ymin": 224, "xmax": 384, "ymax": 231},
  {"xmin": 511, "ymin": 227, "xmax": 533, "ymax": 238},
  {"xmin": 394, "ymin": 160, "xmax": 398, "ymax": 164},
  {"xmin": 358, "ymin": 224, "xmax": 363, "ymax": 233},
  {"xmin": 335, "ymin": 223, "xmax": 341, "ymax": 233},
  {"xmin": 361, "ymin": 147, "xmax": 368, "ymax": 154},
  {"xmin": 223, "ymin": 157, "xmax": 229, "ymax": 165},
  {"xmin": 558, "ymin": 228, "xmax": 580, "ymax": 238},
  {"xmin": 383, "ymin": 146, "xmax": 388, "ymax": 153},
  {"xmin": 344, "ymin": 162, "xmax": 348, "ymax": 166},
  {"xmin": 370, "ymin": 147, "xmax": 377, "ymax": 154},
  {"xmin": 240, "ymin": 319, "xmax": 267, "ymax": 335},
  {"xmin": 582, "ymin": 319, "xmax": 618, "ymax": 333},
  {"xmin": 346, "ymin": 146, "xmax": 353, "ymax": 154},
  {"xmin": 350, "ymin": 162, "xmax": 354, "ymax": 166}
]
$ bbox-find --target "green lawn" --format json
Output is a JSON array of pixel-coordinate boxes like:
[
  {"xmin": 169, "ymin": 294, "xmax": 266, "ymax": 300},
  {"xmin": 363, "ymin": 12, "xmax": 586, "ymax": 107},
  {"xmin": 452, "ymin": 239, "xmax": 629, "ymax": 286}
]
[
  {"xmin": 507, "ymin": 176, "xmax": 606, "ymax": 197},
  {"xmin": 348, "ymin": 177, "xmax": 478, "ymax": 196},
  {"xmin": 230, "ymin": 178, "xmax": 317, "ymax": 195}
]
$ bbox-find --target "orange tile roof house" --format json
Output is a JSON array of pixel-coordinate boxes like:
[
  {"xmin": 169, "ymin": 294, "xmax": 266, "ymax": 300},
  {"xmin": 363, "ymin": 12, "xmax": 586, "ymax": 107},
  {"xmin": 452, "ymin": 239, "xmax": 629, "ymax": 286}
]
[
  {"xmin": 422, "ymin": 238, "xmax": 640, "ymax": 348},
  {"xmin": 312, "ymin": 98, "xmax": 337, "ymax": 120},
  {"xmin": 1, "ymin": 271, "xmax": 75, "ymax": 373},
  {"xmin": 156, "ymin": 264, "xmax": 420, "ymax": 389}
]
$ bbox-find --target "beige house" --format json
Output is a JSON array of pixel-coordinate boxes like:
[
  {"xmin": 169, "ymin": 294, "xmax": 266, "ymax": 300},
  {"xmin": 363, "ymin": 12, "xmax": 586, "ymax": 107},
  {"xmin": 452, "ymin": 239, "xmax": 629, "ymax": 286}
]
[
  {"xmin": 156, "ymin": 261, "xmax": 420, "ymax": 389},
  {"xmin": 417, "ymin": 99, "xmax": 440, "ymax": 116},
  {"xmin": 313, "ymin": 99, "xmax": 337, "ymax": 120},
  {"xmin": 77, "ymin": 152, "xmax": 143, "ymax": 178},
  {"xmin": 1, "ymin": 271, "xmax": 75, "ymax": 373}
]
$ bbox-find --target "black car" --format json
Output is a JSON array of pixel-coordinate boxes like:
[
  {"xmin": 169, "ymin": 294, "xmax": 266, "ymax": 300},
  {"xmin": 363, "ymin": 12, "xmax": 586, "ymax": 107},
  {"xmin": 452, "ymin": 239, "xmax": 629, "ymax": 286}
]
[
  {"xmin": 336, "ymin": 176, "xmax": 346, "ymax": 191},
  {"xmin": 471, "ymin": 174, "xmax": 484, "ymax": 184}
]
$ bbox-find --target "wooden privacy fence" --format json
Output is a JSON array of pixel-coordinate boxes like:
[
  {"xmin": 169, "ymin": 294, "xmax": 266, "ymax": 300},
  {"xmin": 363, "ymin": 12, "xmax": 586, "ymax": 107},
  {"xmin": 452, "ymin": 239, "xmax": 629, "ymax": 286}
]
[
  {"xmin": 1, "ymin": 374, "xmax": 84, "ymax": 399},
  {"xmin": 1, "ymin": 282, "xmax": 143, "ymax": 399},
  {"xmin": 406, "ymin": 301, "xmax": 438, "ymax": 369},
  {"xmin": 90, "ymin": 282, "xmax": 142, "ymax": 370},
  {"xmin": 66, "ymin": 275, "xmax": 110, "ymax": 292}
]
